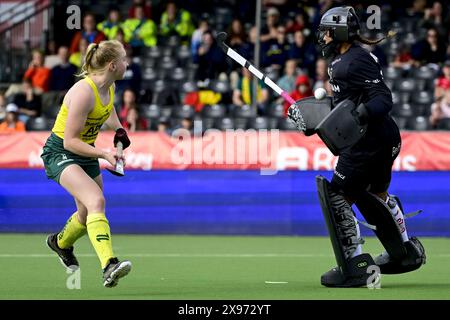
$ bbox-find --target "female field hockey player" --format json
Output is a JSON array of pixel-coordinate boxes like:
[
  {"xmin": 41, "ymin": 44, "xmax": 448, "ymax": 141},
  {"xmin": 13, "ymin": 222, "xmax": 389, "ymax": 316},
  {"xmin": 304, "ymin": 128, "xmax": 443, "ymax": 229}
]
[{"xmin": 41, "ymin": 40, "xmax": 132, "ymax": 287}]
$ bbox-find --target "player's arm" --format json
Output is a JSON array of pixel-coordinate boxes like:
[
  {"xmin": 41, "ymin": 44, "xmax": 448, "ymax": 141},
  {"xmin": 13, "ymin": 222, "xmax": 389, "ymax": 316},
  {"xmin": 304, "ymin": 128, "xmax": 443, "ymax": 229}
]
[
  {"xmin": 348, "ymin": 56, "xmax": 393, "ymax": 122},
  {"xmin": 104, "ymin": 104, "xmax": 123, "ymax": 131},
  {"xmin": 104, "ymin": 84, "xmax": 131, "ymax": 149},
  {"xmin": 63, "ymin": 83, "xmax": 107, "ymax": 159}
]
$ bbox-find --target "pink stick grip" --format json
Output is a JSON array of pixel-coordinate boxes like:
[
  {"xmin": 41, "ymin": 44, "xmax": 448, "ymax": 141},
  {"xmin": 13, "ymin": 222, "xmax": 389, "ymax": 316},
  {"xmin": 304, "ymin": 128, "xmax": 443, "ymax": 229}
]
[{"xmin": 281, "ymin": 91, "xmax": 295, "ymax": 105}]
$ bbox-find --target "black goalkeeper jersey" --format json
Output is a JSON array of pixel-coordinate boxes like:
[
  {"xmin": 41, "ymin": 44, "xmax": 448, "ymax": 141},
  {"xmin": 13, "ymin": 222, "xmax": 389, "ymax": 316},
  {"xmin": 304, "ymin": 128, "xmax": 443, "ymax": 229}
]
[{"xmin": 328, "ymin": 43, "xmax": 399, "ymax": 148}]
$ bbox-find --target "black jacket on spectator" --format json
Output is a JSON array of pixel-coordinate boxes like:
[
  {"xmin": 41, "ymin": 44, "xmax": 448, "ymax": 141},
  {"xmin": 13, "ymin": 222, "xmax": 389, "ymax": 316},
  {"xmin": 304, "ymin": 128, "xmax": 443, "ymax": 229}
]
[
  {"xmin": 288, "ymin": 41, "xmax": 316, "ymax": 70},
  {"xmin": 196, "ymin": 43, "xmax": 226, "ymax": 81},
  {"xmin": 261, "ymin": 39, "xmax": 289, "ymax": 68},
  {"xmin": 116, "ymin": 62, "xmax": 142, "ymax": 95},
  {"xmin": 411, "ymin": 39, "xmax": 447, "ymax": 65},
  {"xmin": 49, "ymin": 63, "xmax": 77, "ymax": 91},
  {"xmin": 13, "ymin": 93, "xmax": 42, "ymax": 117}
]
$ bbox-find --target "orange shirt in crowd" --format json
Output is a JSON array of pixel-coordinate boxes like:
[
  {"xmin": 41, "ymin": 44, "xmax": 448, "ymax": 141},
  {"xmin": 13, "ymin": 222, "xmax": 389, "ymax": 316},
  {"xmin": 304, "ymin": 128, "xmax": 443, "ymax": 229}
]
[
  {"xmin": 0, "ymin": 121, "xmax": 26, "ymax": 132},
  {"xmin": 23, "ymin": 67, "xmax": 51, "ymax": 92}
]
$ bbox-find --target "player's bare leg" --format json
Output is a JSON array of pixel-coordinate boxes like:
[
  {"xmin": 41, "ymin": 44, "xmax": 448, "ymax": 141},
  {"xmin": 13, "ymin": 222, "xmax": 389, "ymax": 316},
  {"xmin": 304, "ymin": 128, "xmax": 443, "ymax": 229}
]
[{"xmin": 57, "ymin": 165, "xmax": 131, "ymax": 287}]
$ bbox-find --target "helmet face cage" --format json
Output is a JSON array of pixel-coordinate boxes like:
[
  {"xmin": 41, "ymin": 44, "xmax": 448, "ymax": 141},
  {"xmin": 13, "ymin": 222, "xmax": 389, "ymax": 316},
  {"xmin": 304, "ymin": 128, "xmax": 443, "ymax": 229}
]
[
  {"xmin": 316, "ymin": 26, "xmax": 332, "ymax": 46},
  {"xmin": 317, "ymin": 6, "xmax": 360, "ymax": 43}
]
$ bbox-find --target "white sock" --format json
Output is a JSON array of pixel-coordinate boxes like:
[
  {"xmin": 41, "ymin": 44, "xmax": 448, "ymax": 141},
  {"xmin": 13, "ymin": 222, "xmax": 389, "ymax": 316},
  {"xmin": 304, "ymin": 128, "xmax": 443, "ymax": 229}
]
[
  {"xmin": 386, "ymin": 195, "xmax": 409, "ymax": 242},
  {"xmin": 351, "ymin": 216, "xmax": 363, "ymax": 258}
]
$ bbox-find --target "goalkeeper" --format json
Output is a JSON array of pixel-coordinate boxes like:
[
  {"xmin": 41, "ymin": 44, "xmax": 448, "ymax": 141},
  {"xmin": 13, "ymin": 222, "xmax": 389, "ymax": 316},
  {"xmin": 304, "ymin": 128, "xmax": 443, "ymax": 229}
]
[{"xmin": 288, "ymin": 6, "xmax": 426, "ymax": 287}]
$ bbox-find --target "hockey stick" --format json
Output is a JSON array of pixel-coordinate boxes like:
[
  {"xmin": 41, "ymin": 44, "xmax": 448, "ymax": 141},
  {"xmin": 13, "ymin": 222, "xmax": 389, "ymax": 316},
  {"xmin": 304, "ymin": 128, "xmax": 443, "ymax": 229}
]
[
  {"xmin": 106, "ymin": 141, "xmax": 125, "ymax": 177},
  {"xmin": 216, "ymin": 32, "xmax": 296, "ymax": 105}
]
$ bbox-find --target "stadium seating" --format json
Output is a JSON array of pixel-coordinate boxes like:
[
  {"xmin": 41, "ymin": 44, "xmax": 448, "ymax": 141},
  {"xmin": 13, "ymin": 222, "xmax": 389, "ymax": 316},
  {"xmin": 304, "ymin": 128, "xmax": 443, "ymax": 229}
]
[
  {"xmin": 202, "ymin": 104, "xmax": 227, "ymax": 118},
  {"xmin": 215, "ymin": 117, "xmax": 234, "ymax": 130},
  {"xmin": 233, "ymin": 105, "xmax": 257, "ymax": 118},
  {"xmin": 25, "ymin": 116, "xmax": 53, "ymax": 131},
  {"xmin": 436, "ymin": 118, "xmax": 450, "ymax": 130},
  {"xmin": 406, "ymin": 116, "xmax": 431, "ymax": 131},
  {"xmin": 1, "ymin": 1, "xmax": 447, "ymax": 133}
]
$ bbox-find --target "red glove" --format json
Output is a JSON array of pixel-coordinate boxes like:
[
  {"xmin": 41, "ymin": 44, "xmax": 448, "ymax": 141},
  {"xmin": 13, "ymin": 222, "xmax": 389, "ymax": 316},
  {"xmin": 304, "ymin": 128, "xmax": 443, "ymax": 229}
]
[{"xmin": 113, "ymin": 128, "xmax": 131, "ymax": 149}]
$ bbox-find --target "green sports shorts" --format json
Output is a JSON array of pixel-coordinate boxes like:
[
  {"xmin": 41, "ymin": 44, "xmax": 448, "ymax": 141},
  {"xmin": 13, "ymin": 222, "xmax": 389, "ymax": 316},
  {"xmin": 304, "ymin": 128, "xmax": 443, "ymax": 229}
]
[{"xmin": 41, "ymin": 133, "xmax": 100, "ymax": 184}]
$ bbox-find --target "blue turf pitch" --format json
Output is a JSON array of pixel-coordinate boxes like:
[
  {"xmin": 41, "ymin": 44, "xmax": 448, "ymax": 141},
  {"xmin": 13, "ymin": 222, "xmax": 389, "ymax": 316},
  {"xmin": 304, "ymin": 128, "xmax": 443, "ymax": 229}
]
[{"xmin": 1, "ymin": 169, "xmax": 449, "ymax": 236}]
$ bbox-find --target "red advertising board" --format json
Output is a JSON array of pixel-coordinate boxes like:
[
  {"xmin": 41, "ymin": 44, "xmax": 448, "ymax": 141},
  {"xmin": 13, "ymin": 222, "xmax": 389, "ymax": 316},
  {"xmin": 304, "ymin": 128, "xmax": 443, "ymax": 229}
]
[{"xmin": 1, "ymin": 131, "xmax": 449, "ymax": 171}]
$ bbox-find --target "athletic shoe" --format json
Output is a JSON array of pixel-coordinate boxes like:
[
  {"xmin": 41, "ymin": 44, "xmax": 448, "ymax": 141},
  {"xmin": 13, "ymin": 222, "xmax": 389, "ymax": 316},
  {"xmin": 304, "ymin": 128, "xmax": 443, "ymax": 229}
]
[
  {"xmin": 46, "ymin": 233, "xmax": 79, "ymax": 271},
  {"xmin": 102, "ymin": 257, "xmax": 132, "ymax": 288},
  {"xmin": 321, "ymin": 253, "xmax": 377, "ymax": 288},
  {"xmin": 374, "ymin": 237, "xmax": 426, "ymax": 274}
]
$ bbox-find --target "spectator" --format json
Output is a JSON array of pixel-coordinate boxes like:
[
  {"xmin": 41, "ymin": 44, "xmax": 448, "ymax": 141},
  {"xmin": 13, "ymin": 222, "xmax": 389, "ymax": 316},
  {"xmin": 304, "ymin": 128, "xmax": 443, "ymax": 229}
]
[
  {"xmin": 69, "ymin": 13, "xmax": 106, "ymax": 54},
  {"xmin": 228, "ymin": 19, "xmax": 247, "ymax": 53},
  {"xmin": 23, "ymin": 49, "xmax": 51, "ymax": 93},
  {"xmin": 0, "ymin": 103, "xmax": 26, "ymax": 132},
  {"xmin": 195, "ymin": 30, "xmax": 226, "ymax": 81},
  {"xmin": 283, "ymin": 74, "xmax": 313, "ymax": 114},
  {"xmin": 157, "ymin": 117, "xmax": 171, "ymax": 134},
  {"xmin": 0, "ymin": 92, "xmax": 6, "ymax": 122},
  {"xmin": 12, "ymin": 79, "xmax": 42, "ymax": 124},
  {"xmin": 115, "ymin": 47, "xmax": 142, "ymax": 98},
  {"xmin": 159, "ymin": 1, "xmax": 194, "ymax": 43},
  {"xmin": 390, "ymin": 43, "xmax": 413, "ymax": 69},
  {"xmin": 287, "ymin": 30, "xmax": 316, "ymax": 72},
  {"xmin": 171, "ymin": 116, "xmax": 193, "ymax": 135},
  {"xmin": 407, "ymin": 0, "xmax": 427, "ymax": 18},
  {"xmin": 277, "ymin": 59, "xmax": 298, "ymax": 94},
  {"xmin": 286, "ymin": 10, "xmax": 308, "ymax": 34},
  {"xmin": 44, "ymin": 40, "xmax": 62, "ymax": 69},
  {"xmin": 261, "ymin": 25, "xmax": 289, "ymax": 69},
  {"xmin": 128, "ymin": 0, "xmax": 152, "ymax": 19},
  {"xmin": 118, "ymin": 89, "xmax": 147, "ymax": 132},
  {"xmin": 49, "ymin": 46, "xmax": 77, "ymax": 91},
  {"xmin": 122, "ymin": 5, "xmax": 157, "ymax": 52},
  {"xmin": 180, "ymin": 117, "xmax": 193, "ymax": 132},
  {"xmin": 435, "ymin": 60, "xmax": 450, "ymax": 100},
  {"xmin": 411, "ymin": 27, "xmax": 447, "ymax": 66},
  {"xmin": 240, "ymin": 26, "xmax": 260, "ymax": 61},
  {"xmin": 191, "ymin": 15, "xmax": 210, "ymax": 58},
  {"xmin": 69, "ymin": 38, "xmax": 88, "ymax": 69},
  {"xmin": 312, "ymin": 58, "xmax": 328, "ymax": 91},
  {"xmin": 113, "ymin": 28, "xmax": 130, "ymax": 50},
  {"xmin": 97, "ymin": 7, "xmax": 123, "ymax": 40},
  {"xmin": 260, "ymin": 7, "xmax": 280, "ymax": 43},
  {"xmin": 233, "ymin": 67, "xmax": 269, "ymax": 114},
  {"xmin": 418, "ymin": 1, "xmax": 447, "ymax": 35},
  {"xmin": 430, "ymin": 89, "xmax": 450, "ymax": 127}
]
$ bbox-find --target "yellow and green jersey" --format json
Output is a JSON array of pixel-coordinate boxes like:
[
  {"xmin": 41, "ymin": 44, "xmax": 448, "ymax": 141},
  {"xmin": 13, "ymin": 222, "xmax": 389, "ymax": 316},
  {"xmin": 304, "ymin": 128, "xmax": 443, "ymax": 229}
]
[{"xmin": 52, "ymin": 77, "xmax": 114, "ymax": 144}]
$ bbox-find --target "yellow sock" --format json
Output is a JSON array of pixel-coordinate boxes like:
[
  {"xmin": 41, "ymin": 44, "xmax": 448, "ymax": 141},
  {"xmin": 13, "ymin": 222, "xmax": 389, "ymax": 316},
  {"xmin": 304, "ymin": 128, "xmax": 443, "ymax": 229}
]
[
  {"xmin": 86, "ymin": 213, "xmax": 115, "ymax": 269},
  {"xmin": 57, "ymin": 212, "xmax": 87, "ymax": 249}
]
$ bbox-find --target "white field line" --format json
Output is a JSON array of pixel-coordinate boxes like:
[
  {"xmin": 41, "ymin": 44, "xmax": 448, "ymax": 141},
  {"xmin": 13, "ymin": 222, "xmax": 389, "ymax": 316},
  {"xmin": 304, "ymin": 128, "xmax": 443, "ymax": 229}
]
[
  {"xmin": 0, "ymin": 253, "xmax": 330, "ymax": 258},
  {"xmin": 1, "ymin": 253, "xmax": 450, "ymax": 258}
]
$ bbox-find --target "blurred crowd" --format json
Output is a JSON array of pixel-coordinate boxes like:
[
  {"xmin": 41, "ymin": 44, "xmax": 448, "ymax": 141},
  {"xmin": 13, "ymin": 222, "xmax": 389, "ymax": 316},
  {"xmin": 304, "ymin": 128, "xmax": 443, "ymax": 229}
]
[{"xmin": 1, "ymin": 0, "xmax": 450, "ymax": 133}]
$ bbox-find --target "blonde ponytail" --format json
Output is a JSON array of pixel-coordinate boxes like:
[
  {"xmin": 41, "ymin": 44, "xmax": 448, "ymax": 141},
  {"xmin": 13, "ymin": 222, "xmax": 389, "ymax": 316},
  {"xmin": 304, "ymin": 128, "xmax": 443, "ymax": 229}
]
[{"xmin": 76, "ymin": 40, "xmax": 124, "ymax": 78}]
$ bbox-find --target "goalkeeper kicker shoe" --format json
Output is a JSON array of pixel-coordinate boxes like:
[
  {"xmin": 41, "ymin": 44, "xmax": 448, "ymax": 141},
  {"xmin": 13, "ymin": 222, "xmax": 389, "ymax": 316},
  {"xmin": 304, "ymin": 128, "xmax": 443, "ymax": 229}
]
[
  {"xmin": 103, "ymin": 257, "xmax": 132, "ymax": 288},
  {"xmin": 46, "ymin": 233, "xmax": 79, "ymax": 271}
]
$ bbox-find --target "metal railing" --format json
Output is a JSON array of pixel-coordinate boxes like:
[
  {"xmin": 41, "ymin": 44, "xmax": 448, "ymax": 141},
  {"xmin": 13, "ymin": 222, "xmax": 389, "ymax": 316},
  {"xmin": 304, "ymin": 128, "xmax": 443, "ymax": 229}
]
[{"xmin": 0, "ymin": 0, "xmax": 53, "ymax": 83}]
